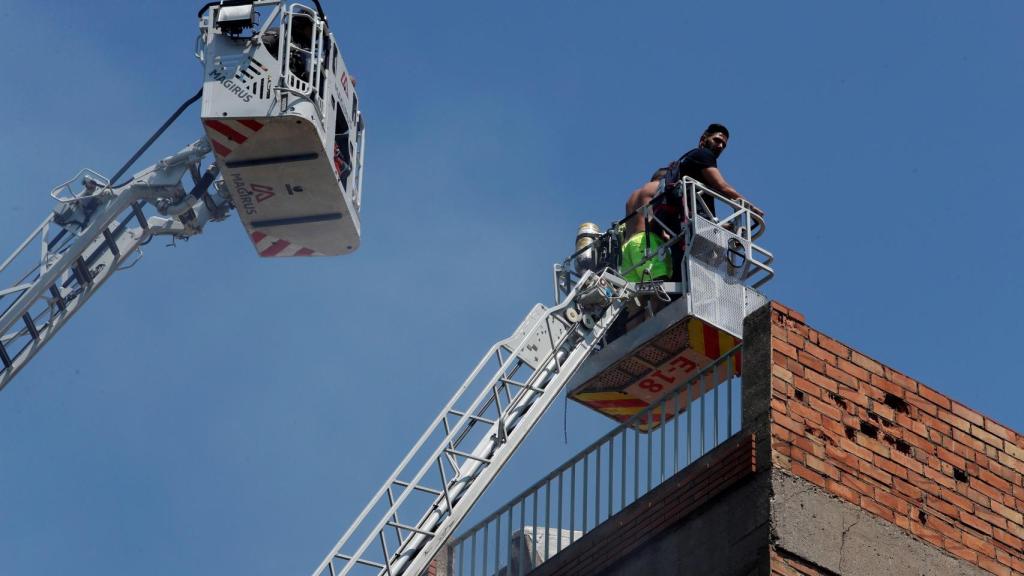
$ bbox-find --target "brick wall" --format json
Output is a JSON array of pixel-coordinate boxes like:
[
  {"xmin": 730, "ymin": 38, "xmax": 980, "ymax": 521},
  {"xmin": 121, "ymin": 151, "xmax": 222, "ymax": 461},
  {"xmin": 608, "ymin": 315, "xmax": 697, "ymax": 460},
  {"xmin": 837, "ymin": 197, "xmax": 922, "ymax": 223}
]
[
  {"xmin": 771, "ymin": 548, "xmax": 831, "ymax": 576},
  {"xmin": 768, "ymin": 302, "xmax": 1024, "ymax": 576}
]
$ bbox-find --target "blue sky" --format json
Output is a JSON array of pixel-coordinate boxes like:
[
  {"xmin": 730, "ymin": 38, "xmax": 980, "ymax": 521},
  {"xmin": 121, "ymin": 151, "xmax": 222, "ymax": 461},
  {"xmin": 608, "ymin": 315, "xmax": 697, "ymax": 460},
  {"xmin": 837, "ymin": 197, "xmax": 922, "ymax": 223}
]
[{"xmin": 1, "ymin": 1, "xmax": 1022, "ymax": 575}]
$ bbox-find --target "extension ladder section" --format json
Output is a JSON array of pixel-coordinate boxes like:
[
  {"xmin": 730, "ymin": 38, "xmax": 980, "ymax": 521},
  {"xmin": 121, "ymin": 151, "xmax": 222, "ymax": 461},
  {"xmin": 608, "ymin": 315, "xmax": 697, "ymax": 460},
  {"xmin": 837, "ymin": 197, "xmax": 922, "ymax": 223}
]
[
  {"xmin": 312, "ymin": 271, "xmax": 633, "ymax": 576},
  {"xmin": 0, "ymin": 140, "xmax": 227, "ymax": 391}
]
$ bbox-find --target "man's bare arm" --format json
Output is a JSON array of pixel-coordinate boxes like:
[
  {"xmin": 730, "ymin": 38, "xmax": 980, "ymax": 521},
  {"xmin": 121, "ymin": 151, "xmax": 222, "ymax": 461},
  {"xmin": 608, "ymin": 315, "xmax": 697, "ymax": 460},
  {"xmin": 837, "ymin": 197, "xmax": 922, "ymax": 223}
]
[{"xmin": 701, "ymin": 166, "xmax": 764, "ymax": 216}]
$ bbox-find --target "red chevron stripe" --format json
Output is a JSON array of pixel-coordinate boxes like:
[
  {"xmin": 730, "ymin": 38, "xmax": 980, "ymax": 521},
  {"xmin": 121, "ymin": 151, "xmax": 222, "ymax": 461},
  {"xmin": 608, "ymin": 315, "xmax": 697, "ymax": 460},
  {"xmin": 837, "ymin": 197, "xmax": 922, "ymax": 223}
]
[
  {"xmin": 206, "ymin": 119, "xmax": 248, "ymax": 144},
  {"xmin": 295, "ymin": 247, "xmax": 315, "ymax": 256},
  {"xmin": 260, "ymin": 239, "xmax": 290, "ymax": 257},
  {"xmin": 238, "ymin": 119, "xmax": 265, "ymax": 132},
  {"xmin": 211, "ymin": 140, "xmax": 232, "ymax": 158},
  {"xmin": 251, "ymin": 231, "xmax": 267, "ymax": 243}
]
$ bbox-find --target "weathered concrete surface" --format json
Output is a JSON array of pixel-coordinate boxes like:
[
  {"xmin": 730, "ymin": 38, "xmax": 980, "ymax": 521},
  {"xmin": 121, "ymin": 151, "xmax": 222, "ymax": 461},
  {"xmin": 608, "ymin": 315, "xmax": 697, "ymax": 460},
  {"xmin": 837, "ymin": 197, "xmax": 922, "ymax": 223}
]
[
  {"xmin": 771, "ymin": 471, "xmax": 990, "ymax": 576},
  {"xmin": 598, "ymin": 472, "xmax": 771, "ymax": 576}
]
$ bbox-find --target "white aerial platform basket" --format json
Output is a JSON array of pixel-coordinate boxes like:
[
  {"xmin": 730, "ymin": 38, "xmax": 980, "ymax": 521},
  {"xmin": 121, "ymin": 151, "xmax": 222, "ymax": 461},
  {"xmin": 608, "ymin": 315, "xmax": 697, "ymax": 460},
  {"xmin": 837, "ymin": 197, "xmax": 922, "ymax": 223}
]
[{"xmin": 197, "ymin": 0, "xmax": 365, "ymax": 257}]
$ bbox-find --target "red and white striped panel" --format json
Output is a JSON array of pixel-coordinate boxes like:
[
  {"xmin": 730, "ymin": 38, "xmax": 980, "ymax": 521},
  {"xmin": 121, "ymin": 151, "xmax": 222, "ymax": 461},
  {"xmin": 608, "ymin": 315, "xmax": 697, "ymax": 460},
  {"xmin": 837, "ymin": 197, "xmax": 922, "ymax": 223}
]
[
  {"xmin": 204, "ymin": 118, "xmax": 265, "ymax": 159},
  {"xmin": 250, "ymin": 231, "xmax": 320, "ymax": 258}
]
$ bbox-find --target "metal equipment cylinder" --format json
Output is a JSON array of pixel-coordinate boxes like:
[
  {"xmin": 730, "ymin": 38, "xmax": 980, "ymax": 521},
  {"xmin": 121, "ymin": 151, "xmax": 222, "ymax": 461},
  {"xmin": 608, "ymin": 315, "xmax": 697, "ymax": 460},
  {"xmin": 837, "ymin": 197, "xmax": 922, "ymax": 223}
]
[{"xmin": 574, "ymin": 222, "xmax": 601, "ymax": 274}]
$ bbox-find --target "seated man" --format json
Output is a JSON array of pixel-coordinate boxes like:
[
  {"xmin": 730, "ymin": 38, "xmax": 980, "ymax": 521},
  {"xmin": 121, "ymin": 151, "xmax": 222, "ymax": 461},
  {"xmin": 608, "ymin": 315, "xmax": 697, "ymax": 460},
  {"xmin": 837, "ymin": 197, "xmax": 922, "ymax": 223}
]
[{"xmin": 620, "ymin": 167, "xmax": 672, "ymax": 283}]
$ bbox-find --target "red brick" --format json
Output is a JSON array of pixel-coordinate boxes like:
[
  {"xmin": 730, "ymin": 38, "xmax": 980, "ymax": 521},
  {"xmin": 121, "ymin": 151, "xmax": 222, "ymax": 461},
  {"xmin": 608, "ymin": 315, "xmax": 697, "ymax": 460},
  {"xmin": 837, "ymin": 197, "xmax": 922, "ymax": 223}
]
[
  {"xmin": 860, "ymin": 495, "xmax": 896, "ymax": 523},
  {"xmin": 791, "ymin": 462, "xmax": 828, "ymax": 489},
  {"xmin": 953, "ymin": 428, "xmax": 986, "ymax": 452},
  {"xmin": 941, "ymin": 488, "xmax": 976, "ymax": 514},
  {"xmin": 851, "ymin": 351, "xmax": 884, "ymax": 376},
  {"xmin": 935, "ymin": 445, "xmax": 968, "ymax": 470},
  {"xmin": 817, "ymin": 335, "xmax": 850, "ymax": 360},
  {"xmin": 785, "ymin": 330, "xmax": 806, "ymax": 349},
  {"xmin": 774, "ymin": 412, "xmax": 806, "ymax": 437},
  {"xmin": 874, "ymin": 455, "xmax": 908, "ymax": 480},
  {"xmin": 824, "ymin": 364, "xmax": 858, "ymax": 390},
  {"xmin": 959, "ymin": 509, "xmax": 994, "ymax": 536},
  {"xmin": 797, "ymin": 351, "xmax": 827, "ymax": 374},
  {"xmin": 839, "ymin": 437, "xmax": 875, "ymax": 463},
  {"xmin": 960, "ymin": 529, "xmax": 996, "ymax": 558},
  {"xmin": 893, "ymin": 477, "xmax": 924, "ymax": 501},
  {"xmin": 909, "ymin": 517, "xmax": 945, "ymax": 548},
  {"xmin": 896, "ymin": 412, "xmax": 930, "ymax": 439},
  {"xmin": 858, "ymin": 458, "xmax": 893, "ymax": 485},
  {"xmin": 885, "ymin": 368, "xmax": 919, "ymax": 393},
  {"xmin": 977, "ymin": 555, "xmax": 1012, "ymax": 576},
  {"xmin": 775, "ymin": 338, "xmax": 799, "ymax": 360},
  {"xmin": 922, "ymin": 463, "xmax": 958, "ymax": 491},
  {"xmin": 827, "ymin": 478, "xmax": 860, "ymax": 505},
  {"xmin": 826, "ymin": 443, "xmax": 862, "ymax": 474},
  {"xmin": 875, "ymin": 487, "xmax": 911, "ymax": 515},
  {"xmin": 992, "ymin": 526, "xmax": 1023, "ymax": 552},
  {"xmin": 890, "ymin": 448, "xmax": 925, "ymax": 476},
  {"xmin": 991, "ymin": 500, "xmax": 1024, "ymax": 527},
  {"xmin": 983, "ymin": 418, "xmax": 1017, "ymax": 443},
  {"xmin": 807, "ymin": 395, "xmax": 844, "ymax": 423},
  {"xmin": 975, "ymin": 506, "xmax": 1009, "ymax": 531},
  {"xmin": 903, "ymin": 391, "xmax": 938, "ymax": 417},
  {"xmin": 924, "ymin": 513, "xmax": 960, "ymax": 541},
  {"xmin": 790, "ymin": 376, "xmax": 823, "ymax": 400},
  {"xmin": 836, "ymin": 358, "xmax": 870, "ymax": 383},
  {"xmin": 926, "ymin": 494, "xmax": 960, "ymax": 520},
  {"xmin": 805, "ymin": 454, "xmax": 840, "ymax": 480},
  {"xmin": 965, "ymin": 486, "xmax": 993, "ymax": 509},
  {"xmin": 971, "ymin": 479, "xmax": 1004, "ymax": 505},
  {"xmin": 803, "ymin": 342, "xmax": 837, "ymax": 366},
  {"xmin": 868, "ymin": 373, "xmax": 907, "ymax": 401},
  {"xmin": 979, "ymin": 468, "xmax": 1014, "ymax": 494},
  {"xmin": 971, "ymin": 424, "xmax": 1005, "ymax": 450},
  {"xmin": 803, "ymin": 369, "xmax": 840, "ymax": 395},
  {"xmin": 771, "ymin": 301, "xmax": 805, "ymax": 323},
  {"xmin": 772, "ymin": 364, "xmax": 794, "ymax": 384},
  {"xmin": 789, "ymin": 402, "xmax": 823, "ymax": 426},
  {"xmin": 918, "ymin": 385, "xmax": 953, "ymax": 410},
  {"xmin": 937, "ymin": 408, "xmax": 972, "ymax": 434},
  {"xmin": 948, "ymin": 401, "xmax": 985, "ymax": 427},
  {"xmin": 944, "ymin": 538, "xmax": 978, "ymax": 563}
]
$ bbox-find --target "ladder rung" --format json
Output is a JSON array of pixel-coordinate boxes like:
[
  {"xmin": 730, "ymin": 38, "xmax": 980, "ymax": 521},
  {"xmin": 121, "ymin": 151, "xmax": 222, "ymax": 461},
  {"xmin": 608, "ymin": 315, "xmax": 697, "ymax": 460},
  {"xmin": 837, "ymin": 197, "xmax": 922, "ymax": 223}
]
[
  {"xmin": 443, "ymin": 448, "xmax": 491, "ymax": 464},
  {"xmin": 49, "ymin": 285, "xmax": 66, "ymax": 312},
  {"xmin": 21, "ymin": 313, "xmax": 39, "ymax": 340},
  {"xmin": 392, "ymin": 480, "xmax": 442, "ymax": 496},
  {"xmin": 73, "ymin": 257, "xmax": 91, "ymax": 285},
  {"xmin": 131, "ymin": 202, "xmax": 148, "ymax": 229},
  {"xmin": 448, "ymin": 409, "xmax": 497, "ymax": 426},
  {"xmin": 385, "ymin": 520, "xmax": 436, "ymax": 538},
  {"xmin": 334, "ymin": 554, "xmax": 386, "ymax": 569},
  {"xmin": 0, "ymin": 341, "xmax": 11, "ymax": 368},
  {"xmin": 102, "ymin": 229, "xmax": 120, "ymax": 258}
]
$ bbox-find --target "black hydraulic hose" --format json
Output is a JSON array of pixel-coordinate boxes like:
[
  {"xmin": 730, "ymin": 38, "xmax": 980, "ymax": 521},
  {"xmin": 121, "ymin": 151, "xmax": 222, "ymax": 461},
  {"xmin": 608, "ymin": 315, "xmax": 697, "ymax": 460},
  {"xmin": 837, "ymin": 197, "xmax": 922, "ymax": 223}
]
[{"xmin": 110, "ymin": 88, "xmax": 203, "ymax": 188}]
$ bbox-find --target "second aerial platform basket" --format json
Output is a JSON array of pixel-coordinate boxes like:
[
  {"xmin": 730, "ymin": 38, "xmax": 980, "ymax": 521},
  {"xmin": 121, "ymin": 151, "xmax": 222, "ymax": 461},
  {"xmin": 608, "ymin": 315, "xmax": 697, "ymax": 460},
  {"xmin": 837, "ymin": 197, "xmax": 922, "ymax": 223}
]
[{"xmin": 198, "ymin": 0, "xmax": 365, "ymax": 257}]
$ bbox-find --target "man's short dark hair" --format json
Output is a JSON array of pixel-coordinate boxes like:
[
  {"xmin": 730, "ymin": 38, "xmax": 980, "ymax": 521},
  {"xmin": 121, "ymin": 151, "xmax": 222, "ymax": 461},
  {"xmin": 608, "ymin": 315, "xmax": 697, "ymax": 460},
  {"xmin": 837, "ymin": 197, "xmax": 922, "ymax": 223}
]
[{"xmin": 703, "ymin": 123, "xmax": 729, "ymax": 138}]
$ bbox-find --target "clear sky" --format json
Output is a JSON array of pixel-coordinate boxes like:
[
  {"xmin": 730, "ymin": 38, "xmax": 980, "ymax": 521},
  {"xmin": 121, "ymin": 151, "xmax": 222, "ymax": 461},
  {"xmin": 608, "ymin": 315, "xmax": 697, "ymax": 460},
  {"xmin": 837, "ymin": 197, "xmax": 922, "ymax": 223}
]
[{"xmin": 1, "ymin": 1, "xmax": 1022, "ymax": 575}]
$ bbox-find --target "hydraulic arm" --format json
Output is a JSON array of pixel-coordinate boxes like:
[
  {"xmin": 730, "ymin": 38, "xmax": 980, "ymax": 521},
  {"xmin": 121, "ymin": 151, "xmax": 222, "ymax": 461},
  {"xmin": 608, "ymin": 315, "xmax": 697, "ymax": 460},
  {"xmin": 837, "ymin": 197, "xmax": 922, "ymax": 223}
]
[{"xmin": 0, "ymin": 139, "xmax": 228, "ymax": 391}]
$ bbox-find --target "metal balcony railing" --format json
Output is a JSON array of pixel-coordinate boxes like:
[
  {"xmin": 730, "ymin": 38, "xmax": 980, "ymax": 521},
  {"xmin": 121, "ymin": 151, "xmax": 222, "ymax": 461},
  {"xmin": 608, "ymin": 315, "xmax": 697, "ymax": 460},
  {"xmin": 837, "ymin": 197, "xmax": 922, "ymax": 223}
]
[{"xmin": 445, "ymin": 344, "xmax": 744, "ymax": 576}]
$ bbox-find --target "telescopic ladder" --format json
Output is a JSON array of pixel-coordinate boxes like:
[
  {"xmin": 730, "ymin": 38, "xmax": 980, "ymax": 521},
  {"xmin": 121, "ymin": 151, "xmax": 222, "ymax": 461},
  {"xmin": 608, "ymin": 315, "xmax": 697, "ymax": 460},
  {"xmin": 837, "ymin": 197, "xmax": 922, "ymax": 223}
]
[
  {"xmin": 313, "ymin": 270, "xmax": 634, "ymax": 576},
  {"xmin": 0, "ymin": 139, "xmax": 228, "ymax": 391}
]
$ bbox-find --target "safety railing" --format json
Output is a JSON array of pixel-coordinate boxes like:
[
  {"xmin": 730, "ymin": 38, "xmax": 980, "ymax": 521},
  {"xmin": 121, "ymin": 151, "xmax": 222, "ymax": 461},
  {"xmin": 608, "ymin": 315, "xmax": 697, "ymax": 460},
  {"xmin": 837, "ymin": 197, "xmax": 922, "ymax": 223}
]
[
  {"xmin": 554, "ymin": 177, "xmax": 774, "ymax": 303},
  {"xmin": 444, "ymin": 344, "xmax": 743, "ymax": 576}
]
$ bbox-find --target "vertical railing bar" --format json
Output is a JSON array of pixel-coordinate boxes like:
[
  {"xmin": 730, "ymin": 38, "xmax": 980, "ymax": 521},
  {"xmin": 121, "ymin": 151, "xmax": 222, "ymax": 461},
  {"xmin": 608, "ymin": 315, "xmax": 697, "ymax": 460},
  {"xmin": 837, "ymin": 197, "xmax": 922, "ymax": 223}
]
[
  {"xmin": 686, "ymin": 377, "xmax": 693, "ymax": 465},
  {"xmin": 470, "ymin": 530, "xmax": 477, "ymax": 576},
  {"xmin": 595, "ymin": 444, "xmax": 601, "ymax": 523},
  {"xmin": 633, "ymin": 425, "xmax": 639, "ymax": 502},
  {"xmin": 482, "ymin": 523, "xmax": 489, "ymax": 576},
  {"xmin": 620, "ymin": 428, "xmax": 626, "ymax": 511},
  {"xmin": 557, "ymin": 471, "xmax": 564, "ymax": 554},
  {"xmin": 531, "ymin": 491, "xmax": 538, "ymax": 568},
  {"xmin": 507, "ymin": 508, "xmax": 514, "ymax": 575},
  {"xmin": 569, "ymin": 464, "xmax": 576, "ymax": 545},
  {"xmin": 518, "ymin": 499, "xmax": 525, "ymax": 576},
  {"xmin": 582, "ymin": 453, "xmax": 589, "ymax": 532},
  {"xmin": 646, "ymin": 410, "xmax": 653, "ymax": 492},
  {"xmin": 673, "ymin": 390, "xmax": 680, "ymax": 473},
  {"xmin": 714, "ymin": 362, "xmax": 720, "ymax": 447},
  {"xmin": 659, "ymin": 398, "xmax": 666, "ymax": 482},
  {"xmin": 700, "ymin": 372, "xmax": 707, "ymax": 456},
  {"xmin": 728, "ymin": 363, "xmax": 734, "ymax": 436},
  {"xmin": 607, "ymin": 435, "xmax": 614, "ymax": 518},
  {"xmin": 544, "ymin": 479, "xmax": 551, "ymax": 561}
]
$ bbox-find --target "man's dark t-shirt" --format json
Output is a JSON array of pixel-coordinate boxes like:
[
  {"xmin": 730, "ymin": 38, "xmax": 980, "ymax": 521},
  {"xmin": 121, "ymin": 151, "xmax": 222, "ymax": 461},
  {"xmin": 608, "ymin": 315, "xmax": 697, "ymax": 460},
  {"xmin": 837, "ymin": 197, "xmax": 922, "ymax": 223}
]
[
  {"xmin": 653, "ymin": 147, "xmax": 719, "ymax": 235},
  {"xmin": 673, "ymin": 147, "xmax": 718, "ymax": 218}
]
